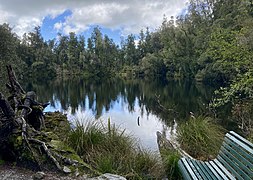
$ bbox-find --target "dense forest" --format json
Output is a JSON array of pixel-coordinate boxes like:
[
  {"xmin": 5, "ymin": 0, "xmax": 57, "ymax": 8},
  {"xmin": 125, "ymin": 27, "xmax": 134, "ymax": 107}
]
[{"xmin": 0, "ymin": 0, "xmax": 252, "ymax": 112}]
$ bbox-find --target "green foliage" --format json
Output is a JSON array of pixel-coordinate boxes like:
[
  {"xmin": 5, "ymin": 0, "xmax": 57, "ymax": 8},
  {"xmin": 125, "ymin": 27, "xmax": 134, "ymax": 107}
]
[
  {"xmin": 211, "ymin": 72, "xmax": 253, "ymax": 108},
  {"xmin": 199, "ymin": 27, "xmax": 252, "ymax": 84},
  {"xmin": 231, "ymin": 100, "xmax": 253, "ymax": 142},
  {"xmin": 0, "ymin": 158, "xmax": 4, "ymax": 165},
  {"xmin": 0, "ymin": 0, "xmax": 253, "ymax": 84},
  {"xmin": 139, "ymin": 53, "xmax": 166, "ymax": 77},
  {"xmin": 161, "ymin": 150, "xmax": 182, "ymax": 180},
  {"xmin": 67, "ymin": 118, "xmax": 165, "ymax": 178},
  {"xmin": 178, "ymin": 116, "xmax": 225, "ymax": 159},
  {"xmin": 1, "ymin": 0, "xmax": 253, "ymax": 150},
  {"xmin": 0, "ymin": 23, "xmax": 25, "ymax": 84}
]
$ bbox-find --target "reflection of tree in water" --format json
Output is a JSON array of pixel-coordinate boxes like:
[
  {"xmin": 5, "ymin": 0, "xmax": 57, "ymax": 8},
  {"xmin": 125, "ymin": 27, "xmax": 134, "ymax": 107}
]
[
  {"xmin": 121, "ymin": 79, "xmax": 215, "ymax": 125},
  {"xmin": 21, "ymin": 77, "xmax": 214, "ymax": 124}
]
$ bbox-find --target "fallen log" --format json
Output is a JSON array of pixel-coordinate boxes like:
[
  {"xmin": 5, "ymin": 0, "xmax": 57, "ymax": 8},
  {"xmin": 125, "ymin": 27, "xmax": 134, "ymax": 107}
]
[
  {"xmin": 156, "ymin": 131, "xmax": 193, "ymax": 159},
  {"xmin": 156, "ymin": 120, "xmax": 192, "ymax": 159}
]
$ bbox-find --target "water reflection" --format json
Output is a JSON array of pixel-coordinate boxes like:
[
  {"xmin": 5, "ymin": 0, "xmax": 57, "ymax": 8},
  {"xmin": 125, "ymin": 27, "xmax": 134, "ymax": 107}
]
[{"xmin": 22, "ymin": 77, "xmax": 214, "ymax": 151}]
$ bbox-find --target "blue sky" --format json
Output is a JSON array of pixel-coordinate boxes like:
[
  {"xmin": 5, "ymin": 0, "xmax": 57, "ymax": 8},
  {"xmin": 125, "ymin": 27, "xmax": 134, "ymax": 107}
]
[
  {"xmin": 41, "ymin": 10, "xmax": 72, "ymax": 40},
  {"xmin": 41, "ymin": 10, "xmax": 123, "ymax": 44},
  {"xmin": 0, "ymin": 0, "xmax": 188, "ymax": 43}
]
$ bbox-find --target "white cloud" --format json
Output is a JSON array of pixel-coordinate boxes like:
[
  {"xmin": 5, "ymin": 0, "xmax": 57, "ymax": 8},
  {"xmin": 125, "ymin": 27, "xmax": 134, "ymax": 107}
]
[
  {"xmin": 54, "ymin": 22, "xmax": 63, "ymax": 31},
  {"xmin": 0, "ymin": 0, "xmax": 188, "ymax": 37},
  {"xmin": 15, "ymin": 17, "xmax": 42, "ymax": 36}
]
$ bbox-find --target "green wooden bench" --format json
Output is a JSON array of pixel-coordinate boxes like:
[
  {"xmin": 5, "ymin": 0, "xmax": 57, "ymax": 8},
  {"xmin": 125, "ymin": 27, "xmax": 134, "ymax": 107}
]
[{"xmin": 178, "ymin": 131, "xmax": 253, "ymax": 180}]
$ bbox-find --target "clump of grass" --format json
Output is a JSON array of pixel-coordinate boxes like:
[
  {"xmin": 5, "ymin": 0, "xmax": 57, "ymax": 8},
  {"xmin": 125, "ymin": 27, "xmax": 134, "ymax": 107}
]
[
  {"xmin": 67, "ymin": 118, "xmax": 165, "ymax": 179},
  {"xmin": 161, "ymin": 149, "xmax": 182, "ymax": 180},
  {"xmin": 177, "ymin": 116, "xmax": 225, "ymax": 160},
  {"xmin": 67, "ymin": 120, "xmax": 105, "ymax": 155}
]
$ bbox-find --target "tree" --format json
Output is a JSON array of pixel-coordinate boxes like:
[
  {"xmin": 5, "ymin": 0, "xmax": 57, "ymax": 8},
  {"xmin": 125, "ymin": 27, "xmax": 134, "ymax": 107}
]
[
  {"xmin": 67, "ymin": 32, "xmax": 79, "ymax": 71},
  {"xmin": 140, "ymin": 53, "xmax": 166, "ymax": 77},
  {"xmin": 0, "ymin": 24, "xmax": 23, "ymax": 74},
  {"xmin": 23, "ymin": 26, "xmax": 56, "ymax": 79},
  {"xmin": 55, "ymin": 33, "xmax": 68, "ymax": 73},
  {"xmin": 123, "ymin": 34, "xmax": 138, "ymax": 66},
  {"xmin": 77, "ymin": 35, "xmax": 86, "ymax": 69},
  {"xmin": 137, "ymin": 29, "xmax": 146, "ymax": 60}
]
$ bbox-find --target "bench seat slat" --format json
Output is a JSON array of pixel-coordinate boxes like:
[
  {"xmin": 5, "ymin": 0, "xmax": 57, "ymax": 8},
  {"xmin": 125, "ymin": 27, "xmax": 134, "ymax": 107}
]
[
  {"xmin": 229, "ymin": 131, "xmax": 253, "ymax": 149},
  {"xmin": 225, "ymin": 134, "xmax": 253, "ymax": 155},
  {"xmin": 186, "ymin": 158, "xmax": 204, "ymax": 179},
  {"xmin": 199, "ymin": 161, "xmax": 219, "ymax": 180},
  {"xmin": 213, "ymin": 159, "xmax": 236, "ymax": 180},
  {"xmin": 209, "ymin": 161, "xmax": 229, "ymax": 180},
  {"xmin": 205, "ymin": 161, "xmax": 222, "ymax": 179},
  {"xmin": 217, "ymin": 154, "xmax": 244, "ymax": 180},
  {"xmin": 222, "ymin": 141, "xmax": 253, "ymax": 177},
  {"xmin": 191, "ymin": 160, "xmax": 211, "ymax": 179},
  {"xmin": 219, "ymin": 149, "xmax": 251, "ymax": 179},
  {"xmin": 178, "ymin": 159, "xmax": 194, "ymax": 180},
  {"xmin": 219, "ymin": 147, "xmax": 250, "ymax": 179},
  {"xmin": 196, "ymin": 161, "xmax": 217, "ymax": 180},
  {"xmin": 224, "ymin": 137, "xmax": 253, "ymax": 165},
  {"xmin": 181, "ymin": 158, "xmax": 198, "ymax": 179}
]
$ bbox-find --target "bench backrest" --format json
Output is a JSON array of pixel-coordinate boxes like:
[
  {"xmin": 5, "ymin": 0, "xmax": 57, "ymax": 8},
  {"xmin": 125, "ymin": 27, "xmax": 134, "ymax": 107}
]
[{"xmin": 218, "ymin": 131, "xmax": 253, "ymax": 179}]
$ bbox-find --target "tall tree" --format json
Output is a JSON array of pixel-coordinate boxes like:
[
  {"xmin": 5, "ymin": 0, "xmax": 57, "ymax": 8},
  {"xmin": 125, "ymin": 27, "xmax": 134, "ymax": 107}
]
[{"xmin": 67, "ymin": 32, "xmax": 78, "ymax": 71}]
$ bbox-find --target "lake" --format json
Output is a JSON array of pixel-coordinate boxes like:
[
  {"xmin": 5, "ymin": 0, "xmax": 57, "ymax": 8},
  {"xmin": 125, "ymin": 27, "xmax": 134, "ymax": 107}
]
[{"xmin": 23, "ymin": 77, "xmax": 217, "ymax": 152}]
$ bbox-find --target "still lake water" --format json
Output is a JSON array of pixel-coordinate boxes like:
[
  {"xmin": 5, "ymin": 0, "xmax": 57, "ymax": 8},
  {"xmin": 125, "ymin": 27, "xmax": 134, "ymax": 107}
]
[{"xmin": 23, "ymin": 77, "xmax": 216, "ymax": 152}]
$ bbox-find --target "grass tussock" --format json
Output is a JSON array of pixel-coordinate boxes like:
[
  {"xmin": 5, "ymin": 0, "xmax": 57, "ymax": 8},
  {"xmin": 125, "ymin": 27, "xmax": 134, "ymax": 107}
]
[
  {"xmin": 160, "ymin": 149, "xmax": 182, "ymax": 180},
  {"xmin": 177, "ymin": 116, "xmax": 225, "ymax": 160},
  {"xmin": 67, "ymin": 118, "xmax": 166, "ymax": 179}
]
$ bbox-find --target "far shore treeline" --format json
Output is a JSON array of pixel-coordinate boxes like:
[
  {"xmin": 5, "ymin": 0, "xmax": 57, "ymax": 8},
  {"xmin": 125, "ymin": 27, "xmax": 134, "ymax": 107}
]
[{"xmin": 0, "ymin": 0, "xmax": 253, "ymax": 132}]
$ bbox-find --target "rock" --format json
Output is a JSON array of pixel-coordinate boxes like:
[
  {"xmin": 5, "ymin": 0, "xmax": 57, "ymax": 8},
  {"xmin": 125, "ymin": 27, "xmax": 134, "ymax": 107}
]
[
  {"xmin": 64, "ymin": 158, "xmax": 78, "ymax": 165},
  {"xmin": 63, "ymin": 166, "xmax": 72, "ymax": 173},
  {"xmin": 82, "ymin": 174, "xmax": 89, "ymax": 179},
  {"xmin": 33, "ymin": 171, "xmax": 45, "ymax": 180},
  {"xmin": 74, "ymin": 168, "xmax": 80, "ymax": 177},
  {"xmin": 89, "ymin": 173, "xmax": 126, "ymax": 180}
]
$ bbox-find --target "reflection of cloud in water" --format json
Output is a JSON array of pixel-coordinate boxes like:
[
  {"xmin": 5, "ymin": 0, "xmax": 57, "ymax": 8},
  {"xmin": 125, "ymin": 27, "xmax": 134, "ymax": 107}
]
[
  {"xmin": 102, "ymin": 110, "xmax": 164, "ymax": 152},
  {"xmin": 44, "ymin": 96, "xmax": 175, "ymax": 152}
]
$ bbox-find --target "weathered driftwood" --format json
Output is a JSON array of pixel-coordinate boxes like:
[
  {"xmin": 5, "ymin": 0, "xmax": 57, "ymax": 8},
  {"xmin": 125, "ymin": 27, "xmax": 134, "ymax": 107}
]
[{"xmin": 0, "ymin": 65, "xmax": 85, "ymax": 173}]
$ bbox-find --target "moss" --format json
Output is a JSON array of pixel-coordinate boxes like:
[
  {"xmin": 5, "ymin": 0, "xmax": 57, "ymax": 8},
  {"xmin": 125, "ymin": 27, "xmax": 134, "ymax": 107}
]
[
  {"xmin": 49, "ymin": 140, "xmax": 75, "ymax": 153},
  {"xmin": 21, "ymin": 150, "xmax": 34, "ymax": 161},
  {"xmin": 41, "ymin": 113, "xmax": 97, "ymax": 175},
  {"xmin": 45, "ymin": 112, "xmax": 71, "ymax": 139},
  {"xmin": 9, "ymin": 135, "xmax": 22, "ymax": 149},
  {"xmin": 0, "ymin": 111, "xmax": 100, "ymax": 176},
  {"xmin": 65, "ymin": 153, "xmax": 84, "ymax": 164},
  {"xmin": 0, "ymin": 158, "xmax": 4, "ymax": 165},
  {"xmin": 45, "ymin": 132, "xmax": 59, "ymax": 140},
  {"xmin": 15, "ymin": 136, "xmax": 22, "ymax": 148}
]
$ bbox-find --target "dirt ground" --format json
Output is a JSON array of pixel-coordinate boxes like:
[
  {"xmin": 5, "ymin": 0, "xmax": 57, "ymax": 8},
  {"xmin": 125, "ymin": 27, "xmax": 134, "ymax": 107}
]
[
  {"xmin": 0, "ymin": 164, "xmax": 83, "ymax": 180},
  {"xmin": 0, "ymin": 164, "xmax": 126, "ymax": 180}
]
